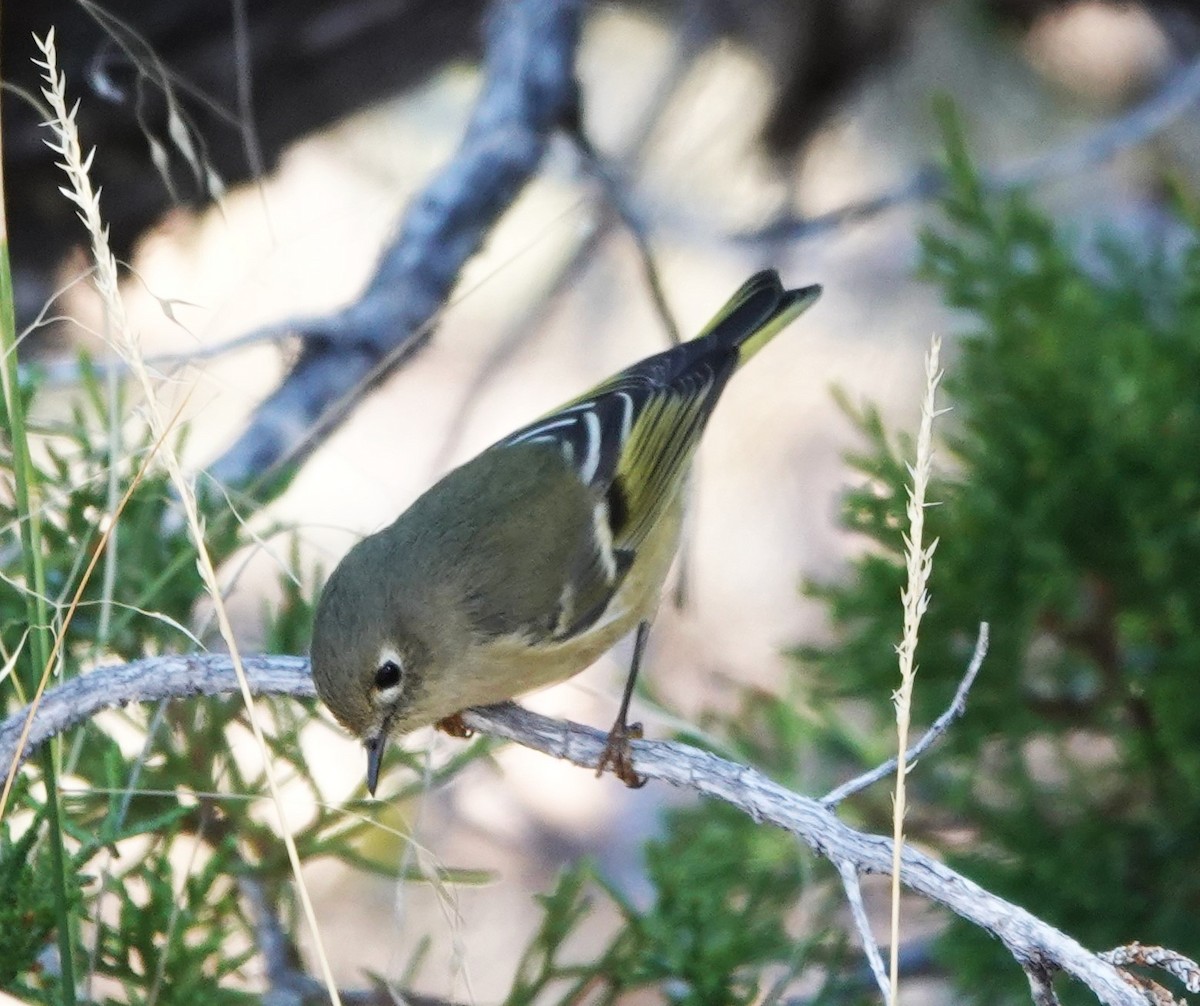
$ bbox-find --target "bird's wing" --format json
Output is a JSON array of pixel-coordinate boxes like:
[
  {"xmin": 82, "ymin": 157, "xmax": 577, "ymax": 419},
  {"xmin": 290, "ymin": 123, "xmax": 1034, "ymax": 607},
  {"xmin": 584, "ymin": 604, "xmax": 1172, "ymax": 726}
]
[
  {"xmin": 497, "ymin": 272, "xmax": 796, "ymax": 553},
  {"xmin": 497, "ymin": 352, "xmax": 734, "ymax": 557},
  {"xmin": 485, "ymin": 271, "xmax": 816, "ymax": 641},
  {"xmin": 486, "ymin": 372, "xmax": 711, "ymax": 644}
]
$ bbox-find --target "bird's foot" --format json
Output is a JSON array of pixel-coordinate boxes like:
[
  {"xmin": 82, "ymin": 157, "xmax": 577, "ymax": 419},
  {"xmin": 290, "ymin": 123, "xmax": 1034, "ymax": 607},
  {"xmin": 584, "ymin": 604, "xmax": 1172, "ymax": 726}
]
[
  {"xmin": 435, "ymin": 712, "xmax": 474, "ymax": 739},
  {"xmin": 596, "ymin": 719, "xmax": 646, "ymax": 788}
]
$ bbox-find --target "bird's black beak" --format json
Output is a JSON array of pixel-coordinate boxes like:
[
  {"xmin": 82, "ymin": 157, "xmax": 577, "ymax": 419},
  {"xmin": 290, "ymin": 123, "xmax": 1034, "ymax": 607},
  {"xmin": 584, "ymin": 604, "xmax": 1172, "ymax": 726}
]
[{"xmin": 365, "ymin": 734, "xmax": 386, "ymax": 796}]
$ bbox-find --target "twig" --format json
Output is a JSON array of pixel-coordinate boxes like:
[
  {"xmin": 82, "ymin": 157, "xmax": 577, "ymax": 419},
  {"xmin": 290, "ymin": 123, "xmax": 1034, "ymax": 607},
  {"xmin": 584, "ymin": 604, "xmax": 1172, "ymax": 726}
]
[
  {"xmin": 239, "ymin": 874, "xmax": 312, "ymax": 996},
  {"xmin": 200, "ymin": 0, "xmax": 587, "ymax": 494},
  {"xmin": 558, "ymin": 5, "xmax": 721, "ymax": 350},
  {"xmin": 230, "ymin": 0, "xmax": 270, "ymax": 214},
  {"xmin": 727, "ymin": 54, "xmax": 1200, "ymax": 246},
  {"xmin": 428, "ymin": 206, "xmax": 606, "ymax": 476},
  {"xmin": 1025, "ymin": 960, "xmax": 1063, "ymax": 1006},
  {"xmin": 428, "ymin": 12, "xmax": 704, "ymax": 474},
  {"xmin": 822, "ymin": 622, "xmax": 988, "ymax": 807},
  {"xmin": 777, "ymin": 943, "xmax": 940, "ymax": 1006},
  {"xmin": 567, "ymin": 127, "xmax": 680, "ymax": 345},
  {"xmin": 1100, "ymin": 944, "xmax": 1200, "ymax": 997},
  {"xmin": 31, "ymin": 10, "xmax": 1179, "ymax": 392},
  {"xmin": 836, "ymin": 859, "xmax": 891, "ymax": 1006},
  {"xmin": 3, "ymin": 654, "xmax": 1195, "ymax": 1006}
]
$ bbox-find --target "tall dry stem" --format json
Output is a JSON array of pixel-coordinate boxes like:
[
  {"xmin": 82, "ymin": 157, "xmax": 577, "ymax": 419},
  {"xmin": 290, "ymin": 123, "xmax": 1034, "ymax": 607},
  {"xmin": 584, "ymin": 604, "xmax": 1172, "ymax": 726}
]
[{"xmin": 889, "ymin": 334, "xmax": 944, "ymax": 1003}]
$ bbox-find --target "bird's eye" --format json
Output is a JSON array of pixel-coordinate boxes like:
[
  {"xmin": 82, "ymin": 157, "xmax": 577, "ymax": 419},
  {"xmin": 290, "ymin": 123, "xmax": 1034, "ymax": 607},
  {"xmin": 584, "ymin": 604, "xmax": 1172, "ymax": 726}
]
[{"xmin": 374, "ymin": 660, "xmax": 403, "ymax": 691}]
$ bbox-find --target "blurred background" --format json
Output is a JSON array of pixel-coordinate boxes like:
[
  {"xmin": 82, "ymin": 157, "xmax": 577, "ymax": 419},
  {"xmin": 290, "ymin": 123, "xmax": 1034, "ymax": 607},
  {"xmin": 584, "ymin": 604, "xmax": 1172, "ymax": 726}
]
[{"xmin": 6, "ymin": 0, "xmax": 1200, "ymax": 1002}]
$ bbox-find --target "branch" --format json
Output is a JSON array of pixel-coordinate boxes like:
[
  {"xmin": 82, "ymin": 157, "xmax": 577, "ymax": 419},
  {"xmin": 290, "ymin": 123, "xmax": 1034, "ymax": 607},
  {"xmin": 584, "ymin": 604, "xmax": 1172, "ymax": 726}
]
[
  {"xmin": 836, "ymin": 859, "xmax": 892, "ymax": 1006},
  {"xmin": 27, "ymin": 19, "xmax": 1200, "ymax": 432},
  {"xmin": 1026, "ymin": 960, "xmax": 1064, "ymax": 1006},
  {"xmin": 200, "ymin": 0, "xmax": 587, "ymax": 493},
  {"xmin": 0, "ymin": 654, "xmax": 313, "ymax": 775},
  {"xmin": 4, "ymin": 653, "xmax": 1194, "ymax": 1005},
  {"xmin": 1100, "ymin": 944, "xmax": 1200, "ymax": 999},
  {"xmin": 463, "ymin": 704, "xmax": 1160, "ymax": 1006},
  {"xmin": 822, "ymin": 622, "xmax": 989, "ymax": 807},
  {"xmin": 727, "ymin": 53, "xmax": 1200, "ymax": 246},
  {"xmin": 427, "ymin": 8, "xmax": 706, "ymax": 475},
  {"xmin": 26, "ymin": 0, "xmax": 705, "ymax": 402}
]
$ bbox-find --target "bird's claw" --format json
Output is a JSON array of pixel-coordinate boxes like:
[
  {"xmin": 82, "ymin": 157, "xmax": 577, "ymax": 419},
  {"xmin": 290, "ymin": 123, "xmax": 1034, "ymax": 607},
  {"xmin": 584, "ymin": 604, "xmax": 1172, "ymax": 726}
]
[
  {"xmin": 435, "ymin": 712, "xmax": 474, "ymax": 739},
  {"xmin": 596, "ymin": 720, "xmax": 646, "ymax": 788}
]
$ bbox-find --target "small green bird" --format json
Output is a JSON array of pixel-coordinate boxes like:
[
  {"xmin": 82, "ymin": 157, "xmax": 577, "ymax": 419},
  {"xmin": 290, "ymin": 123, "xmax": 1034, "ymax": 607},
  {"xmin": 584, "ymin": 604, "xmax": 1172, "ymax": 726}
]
[{"xmin": 311, "ymin": 270, "xmax": 821, "ymax": 793}]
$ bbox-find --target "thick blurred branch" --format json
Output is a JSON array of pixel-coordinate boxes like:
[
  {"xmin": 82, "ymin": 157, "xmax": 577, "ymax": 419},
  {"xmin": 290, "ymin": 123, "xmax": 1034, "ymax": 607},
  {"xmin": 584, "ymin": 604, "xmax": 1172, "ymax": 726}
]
[
  {"xmin": 27, "ymin": 36, "xmax": 1200, "ymax": 398},
  {"xmin": 204, "ymin": 0, "xmax": 586, "ymax": 493},
  {"xmin": 9, "ymin": 0, "xmax": 925, "ymax": 332},
  {"xmin": 4, "ymin": 653, "xmax": 1196, "ymax": 1006}
]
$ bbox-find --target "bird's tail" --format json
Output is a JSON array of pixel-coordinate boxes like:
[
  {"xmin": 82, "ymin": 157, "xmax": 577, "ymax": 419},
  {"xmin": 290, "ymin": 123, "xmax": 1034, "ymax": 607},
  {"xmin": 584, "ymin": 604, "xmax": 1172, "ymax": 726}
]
[{"xmin": 695, "ymin": 270, "xmax": 822, "ymax": 366}]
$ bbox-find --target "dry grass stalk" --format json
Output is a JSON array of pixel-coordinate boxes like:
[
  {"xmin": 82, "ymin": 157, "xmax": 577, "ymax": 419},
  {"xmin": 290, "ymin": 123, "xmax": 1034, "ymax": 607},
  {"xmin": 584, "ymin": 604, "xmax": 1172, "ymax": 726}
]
[
  {"xmin": 889, "ymin": 333, "xmax": 944, "ymax": 1003},
  {"xmin": 25, "ymin": 29, "xmax": 344, "ymax": 1005}
]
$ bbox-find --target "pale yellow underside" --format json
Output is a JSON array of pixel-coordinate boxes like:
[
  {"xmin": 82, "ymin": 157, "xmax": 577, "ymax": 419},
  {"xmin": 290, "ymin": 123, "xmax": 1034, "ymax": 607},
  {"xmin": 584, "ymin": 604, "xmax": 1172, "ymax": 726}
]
[{"xmin": 396, "ymin": 491, "xmax": 685, "ymax": 731}]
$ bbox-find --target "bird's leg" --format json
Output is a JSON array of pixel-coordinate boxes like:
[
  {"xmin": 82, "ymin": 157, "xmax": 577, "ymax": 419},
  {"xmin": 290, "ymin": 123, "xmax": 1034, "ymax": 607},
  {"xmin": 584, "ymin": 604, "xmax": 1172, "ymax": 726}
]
[
  {"xmin": 597, "ymin": 620, "xmax": 651, "ymax": 788},
  {"xmin": 435, "ymin": 712, "xmax": 475, "ymax": 739}
]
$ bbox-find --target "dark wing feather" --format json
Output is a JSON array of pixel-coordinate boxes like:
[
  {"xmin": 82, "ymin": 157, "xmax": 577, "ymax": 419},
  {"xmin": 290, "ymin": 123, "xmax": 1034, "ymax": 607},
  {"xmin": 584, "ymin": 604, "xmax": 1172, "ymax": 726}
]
[{"xmin": 488, "ymin": 271, "xmax": 818, "ymax": 639}]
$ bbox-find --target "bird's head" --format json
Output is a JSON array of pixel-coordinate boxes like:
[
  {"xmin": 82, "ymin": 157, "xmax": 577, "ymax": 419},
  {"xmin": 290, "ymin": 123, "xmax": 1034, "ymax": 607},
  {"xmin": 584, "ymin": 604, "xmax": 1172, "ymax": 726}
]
[{"xmin": 309, "ymin": 529, "xmax": 449, "ymax": 794}]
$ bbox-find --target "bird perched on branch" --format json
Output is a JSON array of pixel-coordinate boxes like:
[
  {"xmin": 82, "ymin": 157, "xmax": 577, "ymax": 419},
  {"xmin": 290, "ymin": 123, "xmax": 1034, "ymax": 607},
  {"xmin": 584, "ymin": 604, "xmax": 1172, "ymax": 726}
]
[{"xmin": 311, "ymin": 270, "xmax": 821, "ymax": 793}]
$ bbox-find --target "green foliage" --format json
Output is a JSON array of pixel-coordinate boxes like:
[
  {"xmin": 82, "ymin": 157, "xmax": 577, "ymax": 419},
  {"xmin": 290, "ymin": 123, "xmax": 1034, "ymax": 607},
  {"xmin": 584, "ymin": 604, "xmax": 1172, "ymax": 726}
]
[
  {"xmin": 0, "ymin": 800, "xmax": 81, "ymax": 990},
  {"xmin": 616, "ymin": 803, "xmax": 807, "ymax": 1004},
  {"xmin": 0, "ymin": 360, "xmax": 877, "ymax": 1004},
  {"xmin": 23, "ymin": 98, "xmax": 1200, "ymax": 1004},
  {"xmin": 801, "ymin": 119, "xmax": 1200, "ymax": 1002},
  {"xmin": 0, "ymin": 360, "xmax": 880, "ymax": 1003},
  {"xmin": 0, "ymin": 367, "xmax": 497, "ymax": 1001},
  {"xmin": 95, "ymin": 849, "xmax": 256, "ymax": 1006},
  {"xmin": 1, "ymin": 362, "xmax": 240, "ymax": 681}
]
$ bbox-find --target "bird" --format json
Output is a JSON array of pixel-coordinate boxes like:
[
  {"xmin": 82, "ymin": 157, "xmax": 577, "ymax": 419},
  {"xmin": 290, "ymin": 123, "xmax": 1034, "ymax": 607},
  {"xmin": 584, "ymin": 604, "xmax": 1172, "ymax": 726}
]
[{"xmin": 310, "ymin": 270, "xmax": 822, "ymax": 793}]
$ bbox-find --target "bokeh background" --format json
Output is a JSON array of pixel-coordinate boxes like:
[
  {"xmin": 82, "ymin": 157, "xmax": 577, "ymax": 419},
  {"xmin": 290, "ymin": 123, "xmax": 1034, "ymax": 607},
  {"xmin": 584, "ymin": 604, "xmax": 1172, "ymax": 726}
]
[{"xmin": 8, "ymin": 1, "xmax": 1200, "ymax": 1001}]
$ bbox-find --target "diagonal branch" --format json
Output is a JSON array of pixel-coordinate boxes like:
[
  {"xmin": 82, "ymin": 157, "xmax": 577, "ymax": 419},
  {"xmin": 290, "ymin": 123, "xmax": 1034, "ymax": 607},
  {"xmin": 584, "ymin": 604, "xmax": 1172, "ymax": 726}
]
[
  {"xmin": 822, "ymin": 622, "xmax": 989, "ymax": 807},
  {"xmin": 464, "ymin": 704, "xmax": 1158, "ymax": 1006},
  {"xmin": 727, "ymin": 54, "xmax": 1200, "ymax": 246},
  {"xmin": 836, "ymin": 859, "xmax": 892, "ymax": 1006},
  {"xmin": 2, "ymin": 653, "xmax": 1193, "ymax": 1006},
  {"xmin": 202, "ymin": 0, "xmax": 587, "ymax": 495}
]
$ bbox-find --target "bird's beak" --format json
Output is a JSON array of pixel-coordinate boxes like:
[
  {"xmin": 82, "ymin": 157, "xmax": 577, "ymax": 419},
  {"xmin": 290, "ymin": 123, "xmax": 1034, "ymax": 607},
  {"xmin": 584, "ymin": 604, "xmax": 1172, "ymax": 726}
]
[{"xmin": 365, "ymin": 734, "xmax": 386, "ymax": 796}]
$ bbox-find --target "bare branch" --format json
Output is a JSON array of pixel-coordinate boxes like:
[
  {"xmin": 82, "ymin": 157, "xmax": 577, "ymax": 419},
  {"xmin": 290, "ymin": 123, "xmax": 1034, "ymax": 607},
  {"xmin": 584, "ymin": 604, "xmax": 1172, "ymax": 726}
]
[
  {"xmin": 428, "ymin": 8, "xmax": 705, "ymax": 474},
  {"xmin": 567, "ymin": 127, "xmax": 680, "ymax": 345},
  {"xmin": 201, "ymin": 0, "xmax": 587, "ymax": 494},
  {"xmin": 1025, "ymin": 960, "xmax": 1063, "ymax": 1006},
  {"xmin": 1, "ymin": 652, "xmax": 1185, "ymax": 1006},
  {"xmin": 1100, "ymin": 944, "xmax": 1200, "ymax": 999},
  {"xmin": 0, "ymin": 654, "xmax": 313, "ymax": 772},
  {"xmin": 728, "ymin": 54, "xmax": 1200, "ymax": 246},
  {"xmin": 836, "ymin": 859, "xmax": 892, "ymax": 1006},
  {"xmin": 822, "ymin": 622, "xmax": 989, "ymax": 807},
  {"xmin": 26, "ymin": 321, "xmax": 296, "ymax": 387},
  {"xmin": 239, "ymin": 874, "xmax": 323, "ymax": 1002},
  {"xmin": 463, "ymin": 703, "xmax": 1150, "ymax": 1005}
]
